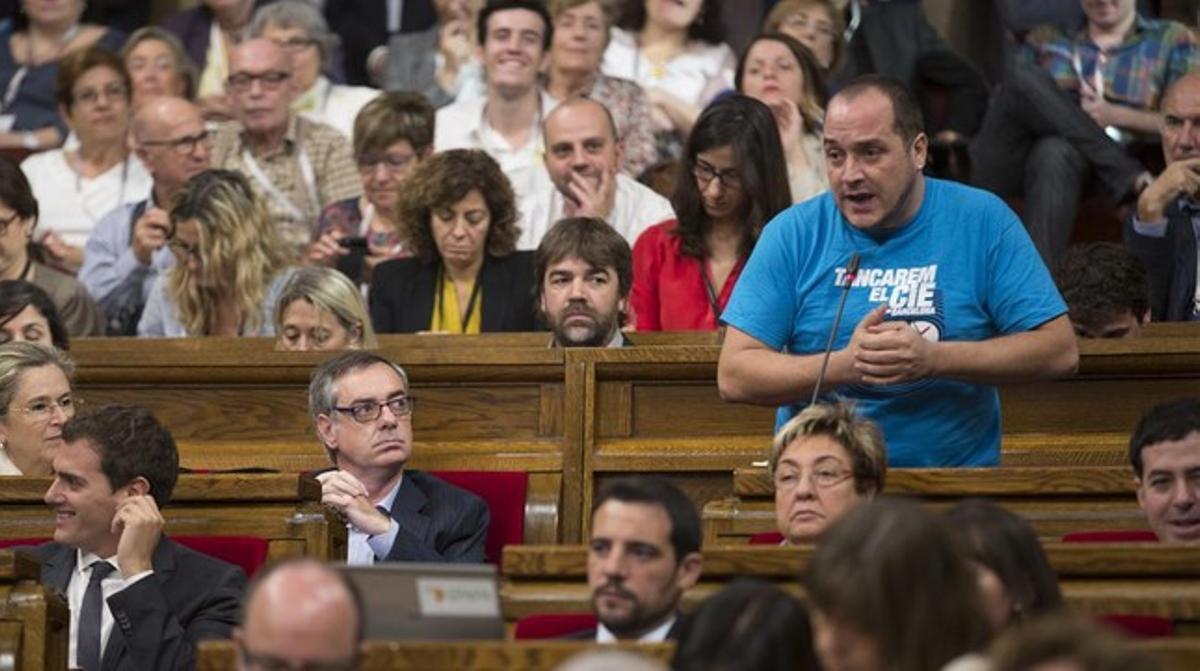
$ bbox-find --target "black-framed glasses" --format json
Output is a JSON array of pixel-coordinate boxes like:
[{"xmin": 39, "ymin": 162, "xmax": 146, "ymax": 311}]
[
  {"xmin": 227, "ymin": 70, "xmax": 290, "ymax": 92},
  {"xmin": 238, "ymin": 640, "xmax": 359, "ymax": 671},
  {"xmin": 167, "ymin": 238, "xmax": 202, "ymax": 261},
  {"xmin": 355, "ymin": 151, "xmax": 417, "ymax": 172},
  {"xmin": 333, "ymin": 396, "xmax": 415, "ymax": 423},
  {"xmin": 693, "ymin": 160, "xmax": 742, "ymax": 189},
  {"xmin": 0, "ymin": 211, "xmax": 21, "ymax": 236},
  {"xmin": 141, "ymin": 130, "xmax": 211, "ymax": 155}
]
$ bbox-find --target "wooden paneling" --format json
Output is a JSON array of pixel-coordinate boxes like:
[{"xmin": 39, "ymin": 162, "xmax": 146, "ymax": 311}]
[{"xmin": 0, "ymin": 550, "xmax": 69, "ymax": 671}]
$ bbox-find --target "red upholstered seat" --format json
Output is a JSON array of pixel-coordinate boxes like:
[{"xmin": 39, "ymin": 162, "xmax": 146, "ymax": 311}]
[
  {"xmin": 748, "ymin": 531, "xmax": 785, "ymax": 545},
  {"xmin": 0, "ymin": 535, "xmax": 269, "ymax": 577},
  {"xmin": 514, "ymin": 613, "xmax": 598, "ymax": 640},
  {"xmin": 1062, "ymin": 530, "xmax": 1171, "ymax": 638},
  {"xmin": 1061, "ymin": 530, "xmax": 1159, "ymax": 543},
  {"xmin": 430, "ymin": 471, "xmax": 527, "ymax": 564}
]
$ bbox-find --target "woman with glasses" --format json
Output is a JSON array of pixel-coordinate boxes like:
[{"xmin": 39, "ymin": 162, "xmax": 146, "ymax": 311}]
[
  {"xmin": 762, "ymin": 0, "xmax": 845, "ymax": 76},
  {"xmin": 370, "ymin": 149, "xmax": 536, "ymax": 334},
  {"xmin": 250, "ymin": 1, "xmax": 380, "ymax": 141},
  {"xmin": 630, "ymin": 95, "xmax": 791, "ymax": 331},
  {"xmin": 0, "ymin": 280, "xmax": 70, "ymax": 351},
  {"xmin": 0, "ymin": 342, "xmax": 77, "ymax": 476},
  {"xmin": 121, "ymin": 27, "xmax": 197, "ymax": 109},
  {"xmin": 274, "ymin": 266, "xmax": 378, "ymax": 351},
  {"xmin": 309, "ymin": 92, "xmax": 433, "ymax": 287},
  {"xmin": 138, "ymin": 169, "xmax": 294, "ymax": 337},
  {"xmin": 767, "ymin": 401, "xmax": 886, "ymax": 545},
  {"xmin": 0, "ymin": 156, "xmax": 103, "ymax": 337},
  {"xmin": 20, "ymin": 46, "xmax": 153, "ymax": 274}
]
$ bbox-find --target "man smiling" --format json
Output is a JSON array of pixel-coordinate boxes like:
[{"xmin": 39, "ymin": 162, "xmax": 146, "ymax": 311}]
[{"xmin": 1130, "ymin": 398, "xmax": 1200, "ymax": 543}]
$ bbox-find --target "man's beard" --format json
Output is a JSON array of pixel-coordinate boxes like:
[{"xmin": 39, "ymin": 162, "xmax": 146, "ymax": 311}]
[
  {"xmin": 552, "ymin": 304, "xmax": 619, "ymax": 347},
  {"xmin": 591, "ymin": 579, "xmax": 677, "ymax": 637}
]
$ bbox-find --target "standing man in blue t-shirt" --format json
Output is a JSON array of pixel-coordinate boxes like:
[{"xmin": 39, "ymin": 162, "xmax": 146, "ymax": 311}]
[{"xmin": 718, "ymin": 75, "xmax": 1079, "ymax": 467}]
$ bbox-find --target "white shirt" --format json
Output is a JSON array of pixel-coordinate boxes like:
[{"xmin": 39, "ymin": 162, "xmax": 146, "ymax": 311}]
[
  {"xmin": 596, "ymin": 615, "xmax": 676, "ymax": 643},
  {"xmin": 21, "ymin": 150, "xmax": 153, "ymax": 248},
  {"xmin": 67, "ymin": 550, "xmax": 153, "ymax": 668},
  {"xmin": 294, "ymin": 76, "xmax": 382, "ymax": 141},
  {"xmin": 519, "ymin": 171, "xmax": 675, "ymax": 250},
  {"xmin": 0, "ymin": 446, "xmax": 20, "ymax": 475},
  {"xmin": 346, "ymin": 475, "xmax": 403, "ymax": 566},
  {"xmin": 601, "ymin": 28, "xmax": 735, "ymax": 112}
]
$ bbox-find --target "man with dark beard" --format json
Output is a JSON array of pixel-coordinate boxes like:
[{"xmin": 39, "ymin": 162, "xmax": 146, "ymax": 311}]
[
  {"xmin": 535, "ymin": 217, "xmax": 632, "ymax": 347},
  {"xmin": 571, "ymin": 476, "xmax": 702, "ymax": 643}
]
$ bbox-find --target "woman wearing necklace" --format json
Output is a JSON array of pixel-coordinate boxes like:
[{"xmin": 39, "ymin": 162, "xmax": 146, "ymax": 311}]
[
  {"xmin": 370, "ymin": 149, "xmax": 536, "ymax": 334},
  {"xmin": 138, "ymin": 169, "xmax": 295, "ymax": 337},
  {"xmin": 20, "ymin": 46, "xmax": 152, "ymax": 274},
  {"xmin": 0, "ymin": 0, "xmax": 123, "ymax": 151},
  {"xmin": 0, "ymin": 155, "xmax": 103, "ymax": 337},
  {"xmin": 165, "ymin": 0, "xmax": 269, "ymax": 121}
]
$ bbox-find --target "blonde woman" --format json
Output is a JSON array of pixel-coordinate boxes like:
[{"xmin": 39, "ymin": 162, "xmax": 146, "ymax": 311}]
[
  {"xmin": 274, "ymin": 266, "xmax": 377, "ymax": 351},
  {"xmin": 138, "ymin": 169, "xmax": 295, "ymax": 337},
  {"xmin": 0, "ymin": 342, "xmax": 76, "ymax": 476}
]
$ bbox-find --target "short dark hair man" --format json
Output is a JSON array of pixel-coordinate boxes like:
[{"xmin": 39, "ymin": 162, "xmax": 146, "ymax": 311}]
[
  {"xmin": 235, "ymin": 558, "xmax": 364, "ymax": 671},
  {"xmin": 309, "ymin": 351, "xmax": 489, "ymax": 564},
  {"xmin": 577, "ymin": 476, "xmax": 702, "ymax": 642},
  {"xmin": 535, "ymin": 217, "xmax": 633, "ymax": 347},
  {"xmin": 1129, "ymin": 398, "xmax": 1200, "ymax": 543},
  {"xmin": 30, "ymin": 405, "xmax": 244, "ymax": 671},
  {"xmin": 1055, "ymin": 242, "xmax": 1151, "ymax": 338}
]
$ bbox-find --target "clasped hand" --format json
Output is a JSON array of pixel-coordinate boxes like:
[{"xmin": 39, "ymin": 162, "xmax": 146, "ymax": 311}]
[{"xmin": 841, "ymin": 305, "xmax": 937, "ymax": 386}]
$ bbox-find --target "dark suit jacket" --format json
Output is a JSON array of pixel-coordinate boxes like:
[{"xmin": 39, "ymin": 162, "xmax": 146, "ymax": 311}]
[
  {"xmin": 370, "ymin": 252, "xmax": 539, "ymax": 334},
  {"xmin": 382, "ymin": 26, "xmax": 455, "ymax": 108},
  {"xmin": 383, "ymin": 470, "xmax": 489, "ymax": 563},
  {"xmin": 1125, "ymin": 202, "xmax": 1198, "ymax": 322},
  {"xmin": 325, "ymin": 0, "xmax": 437, "ymax": 86},
  {"xmin": 563, "ymin": 614, "xmax": 687, "ymax": 642},
  {"xmin": 26, "ymin": 538, "xmax": 245, "ymax": 671}
]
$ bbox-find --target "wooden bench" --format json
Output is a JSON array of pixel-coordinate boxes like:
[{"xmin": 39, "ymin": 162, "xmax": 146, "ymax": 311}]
[
  {"xmin": 196, "ymin": 640, "xmax": 674, "ymax": 671},
  {"xmin": 703, "ymin": 465, "xmax": 1143, "ymax": 544},
  {"xmin": 500, "ymin": 544, "xmax": 1200, "ymax": 630},
  {"xmin": 0, "ymin": 474, "xmax": 345, "ymax": 564},
  {"xmin": 0, "ymin": 550, "xmax": 68, "ymax": 671}
]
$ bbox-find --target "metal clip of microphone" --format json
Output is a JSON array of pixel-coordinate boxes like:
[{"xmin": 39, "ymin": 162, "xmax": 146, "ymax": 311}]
[{"xmin": 810, "ymin": 253, "xmax": 861, "ymax": 406}]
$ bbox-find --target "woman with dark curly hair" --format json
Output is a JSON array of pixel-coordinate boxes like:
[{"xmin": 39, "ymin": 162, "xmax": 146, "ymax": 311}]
[{"xmin": 369, "ymin": 149, "xmax": 537, "ymax": 334}]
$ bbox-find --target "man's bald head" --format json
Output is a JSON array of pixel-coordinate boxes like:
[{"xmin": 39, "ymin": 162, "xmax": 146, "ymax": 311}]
[
  {"xmin": 230, "ymin": 37, "xmax": 292, "ymax": 76},
  {"xmin": 236, "ymin": 560, "xmax": 363, "ymax": 670},
  {"xmin": 130, "ymin": 96, "xmax": 211, "ymax": 190},
  {"xmin": 545, "ymin": 97, "xmax": 618, "ymax": 143},
  {"xmin": 132, "ymin": 96, "xmax": 203, "ymax": 141}
]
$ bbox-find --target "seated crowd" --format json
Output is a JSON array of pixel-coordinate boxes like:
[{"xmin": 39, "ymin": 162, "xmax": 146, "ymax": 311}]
[{"xmin": 0, "ymin": 1, "xmax": 1198, "ymax": 670}]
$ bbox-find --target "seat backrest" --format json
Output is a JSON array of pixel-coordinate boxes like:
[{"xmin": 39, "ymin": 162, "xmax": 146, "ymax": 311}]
[
  {"xmin": 430, "ymin": 471, "xmax": 528, "ymax": 564},
  {"xmin": 1061, "ymin": 530, "xmax": 1159, "ymax": 543},
  {"xmin": 0, "ymin": 535, "xmax": 269, "ymax": 577},
  {"xmin": 748, "ymin": 531, "xmax": 784, "ymax": 545},
  {"xmin": 514, "ymin": 613, "xmax": 598, "ymax": 640}
]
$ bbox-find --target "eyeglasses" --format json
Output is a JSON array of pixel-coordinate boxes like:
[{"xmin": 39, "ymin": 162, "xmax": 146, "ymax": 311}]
[
  {"xmin": 773, "ymin": 466, "xmax": 854, "ymax": 491},
  {"xmin": 781, "ymin": 13, "xmax": 838, "ymax": 40},
  {"xmin": 333, "ymin": 396, "xmax": 415, "ymax": 423},
  {"xmin": 73, "ymin": 83, "xmax": 129, "ymax": 107},
  {"xmin": 239, "ymin": 641, "xmax": 359, "ymax": 671},
  {"xmin": 271, "ymin": 37, "xmax": 319, "ymax": 53},
  {"xmin": 227, "ymin": 70, "xmax": 290, "ymax": 93},
  {"xmin": 141, "ymin": 130, "xmax": 211, "ymax": 155},
  {"xmin": 693, "ymin": 160, "xmax": 742, "ymax": 189},
  {"xmin": 16, "ymin": 395, "xmax": 81, "ymax": 422},
  {"xmin": 355, "ymin": 151, "xmax": 417, "ymax": 172},
  {"xmin": 0, "ymin": 211, "xmax": 21, "ymax": 236},
  {"xmin": 168, "ymin": 238, "xmax": 202, "ymax": 261},
  {"xmin": 127, "ymin": 55, "xmax": 176, "ymax": 74}
]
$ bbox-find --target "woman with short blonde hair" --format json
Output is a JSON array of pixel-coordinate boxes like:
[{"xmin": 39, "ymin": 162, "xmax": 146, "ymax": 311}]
[
  {"xmin": 274, "ymin": 266, "xmax": 378, "ymax": 351},
  {"xmin": 0, "ymin": 342, "xmax": 76, "ymax": 476}
]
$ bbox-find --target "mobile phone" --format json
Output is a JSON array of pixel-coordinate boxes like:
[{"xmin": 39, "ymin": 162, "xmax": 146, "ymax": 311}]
[{"xmin": 338, "ymin": 236, "xmax": 368, "ymax": 250}]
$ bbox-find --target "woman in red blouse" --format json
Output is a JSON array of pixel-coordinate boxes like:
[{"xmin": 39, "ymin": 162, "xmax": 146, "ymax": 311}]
[{"xmin": 631, "ymin": 94, "xmax": 792, "ymax": 330}]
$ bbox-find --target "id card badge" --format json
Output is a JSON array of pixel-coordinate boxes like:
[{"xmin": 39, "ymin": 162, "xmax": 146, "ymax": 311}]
[{"xmin": 0, "ymin": 115, "xmax": 15, "ymax": 132}]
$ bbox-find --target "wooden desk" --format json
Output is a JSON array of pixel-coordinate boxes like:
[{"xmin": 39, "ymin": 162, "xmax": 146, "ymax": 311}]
[
  {"xmin": 0, "ymin": 474, "xmax": 345, "ymax": 563},
  {"xmin": 0, "ymin": 550, "xmax": 68, "ymax": 671}
]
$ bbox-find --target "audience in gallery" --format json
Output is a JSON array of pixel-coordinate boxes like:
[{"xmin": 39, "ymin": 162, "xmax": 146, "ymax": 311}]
[
  {"xmin": 1129, "ymin": 397, "xmax": 1200, "ymax": 543},
  {"xmin": 631, "ymin": 94, "xmax": 791, "ymax": 331},
  {"xmin": 138, "ymin": 168, "xmax": 295, "ymax": 337},
  {"xmin": 0, "ymin": 155, "xmax": 103, "ymax": 337},
  {"xmin": 382, "ymin": 0, "xmax": 485, "ymax": 108},
  {"xmin": 544, "ymin": 0, "xmax": 658, "ymax": 179},
  {"xmin": 274, "ymin": 265, "xmax": 377, "ymax": 352},
  {"xmin": 670, "ymin": 578, "xmax": 819, "ymax": 671},
  {"xmin": 0, "ymin": 279, "xmax": 69, "ymax": 350},
  {"xmin": 0, "ymin": 0, "xmax": 123, "ymax": 151},
  {"xmin": 209, "ymin": 37, "xmax": 362, "ymax": 254},
  {"xmin": 165, "ymin": 0, "xmax": 271, "ymax": 122},
  {"xmin": 804, "ymin": 497, "xmax": 994, "ymax": 671},
  {"xmin": 79, "ymin": 96, "xmax": 211, "ymax": 336},
  {"xmin": 988, "ymin": 611, "xmax": 1161, "ymax": 671},
  {"xmin": 1055, "ymin": 242, "xmax": 1152, "ymax": 338},
  {"xmin": 20, "ymin": 46, "xmax": 152, "ymax": 274},
  {"xmin": 233, "ymin": 558, "xmax": 365, "ymax": 671},
  {"xmin": 523, "ymin": 96, "xmax": 675, "ymax": 251},
  {"xmin": 761, "ymin": 0, "xmax": 843, "ymax": 76},
  {"xmin": 535, "ymin": 216, "xmax": 632, "ymax": 348},
  {"xmin": 769, "ymin": 401, "xmax": 886, "ymax": 546},
  {"xmin": 370, "ymin": 148, "xmax": 536, "ymax": 334},
  {"xmin": 120, "ymin": 26, "xmax": 196, "ymax": 109},
  {"xmin": 328, "ymin": 0, "xmax": 439, "ymax": 88},
  {"xmin": 943, "ymin": 499, "xmax": 1066, "ymax": 632},
  {"xmin": 580, "ymin": 475, "xmax": 701, "ymax": 643},
  {"xmin": 0, "ymin": 341, "xmax": 75, "ymax": 476},
  {"xmin": 250, "ymin": 1, "xmax": 380, "ymax": 142},
  {"xmin": 736, "ymin": 32, "xmax": 829, "ymax": 203},
  {"xmin": 603, "ymin": 0, "xmax": 735, "ymax": 162},
  {"xmin": 309, "ymin": 91, "xmax": 432, "ymax": 287},
  {"xmin": 310, "ymin": 350, "xmax": 490, "ymax": 563}
]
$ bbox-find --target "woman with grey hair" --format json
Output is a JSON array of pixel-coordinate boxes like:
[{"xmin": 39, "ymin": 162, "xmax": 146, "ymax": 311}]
[
  {"xmin": 121, "ymin": 26, "xmax": 198, "ymax": 108},
  {"xmin": 250, "ymin": 1, "xmax": 381, "ymax": 140},
  {"xmin": 0, "ymin": 342, "xmax": 76, "ymax": 476}
]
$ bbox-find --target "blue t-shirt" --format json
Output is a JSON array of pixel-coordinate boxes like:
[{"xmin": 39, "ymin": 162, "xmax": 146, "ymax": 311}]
[{"xmin": 721, "ymin": 178, "xmax": 1066, "ymax": 467}]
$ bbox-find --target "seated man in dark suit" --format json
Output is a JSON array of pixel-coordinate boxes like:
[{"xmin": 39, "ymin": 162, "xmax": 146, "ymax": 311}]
[
  {"xmin": 535, "ymin": 217, "xmax": 633, "ymax": 348},
  {"xmin": 30, "ymin": 405, "xmax": 244, "ymax": 671},
  {"xmin": 310, "ymin": 350, "xmax": 489, "ymax": 564},
  {"xmin": 575, "ymin": 476, "xmax": 702, "ymax": 643}
]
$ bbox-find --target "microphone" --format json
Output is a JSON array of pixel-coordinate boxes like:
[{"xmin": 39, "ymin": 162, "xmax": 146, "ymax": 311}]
[{"xmin": 810, "ymin": 253, "xmax": 861, "ymax": 406}]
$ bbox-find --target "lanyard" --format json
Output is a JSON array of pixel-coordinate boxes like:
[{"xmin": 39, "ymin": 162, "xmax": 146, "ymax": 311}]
[
  {"xmin": 3, "ymin": 24, "xmax": 80, "ymax": 113},
  {"xmin": 702, "ymin": 259, "xmax": 721, "ymax": 317},
  {"xmin": 434, "ymin": 264, "xmax": 482, "ymax": 333},
  {"xmin": 241, "ymin": 139, "xmax": 321, "ymax": 223}
]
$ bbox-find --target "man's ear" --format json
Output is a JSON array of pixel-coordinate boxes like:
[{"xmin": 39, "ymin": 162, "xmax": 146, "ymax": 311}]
[
  {"xmin": 675, "ymin": 552, "xmax": 703, "ymax": 591},
  {"xmin": 316, "ymin": 414, "xmax": 338, "ymax": 452},
  {"xmin": 1140, "ymin": 308, "xmax": 1152, "ymax": 325},
  {"xmin": 911, "ymin": 132, "xmax": 929, "ymax": 171},
  {"xmin": 122, "ymin": 475, "xmax": 151, "ymax": 500}
]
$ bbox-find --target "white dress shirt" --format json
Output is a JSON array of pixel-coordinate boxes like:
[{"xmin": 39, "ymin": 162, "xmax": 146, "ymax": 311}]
[
  {"xmin": 519, "ymin": 171, "xmax": 676, "ymax": 251},
  {"xmin": 346, "ymin": 476, "xmax": 403, "ymax": 566},
  {"xmin": 597, "ymin": 615, "xmax": 676, "ymax": 643},
  {"xmin": 0, "ymin": 446, "xmax": 20, "ymax": 475},
  {"xmin": 66, "ymin": 551, "xmax": 153, "ymax": 668},
  {"xmin": 294, "ymin": 76, "xmax": 382, "ymax": 141},
  {"xmin": 601, "ymin": 28, "xmax": 735, "ymax": 113}
]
